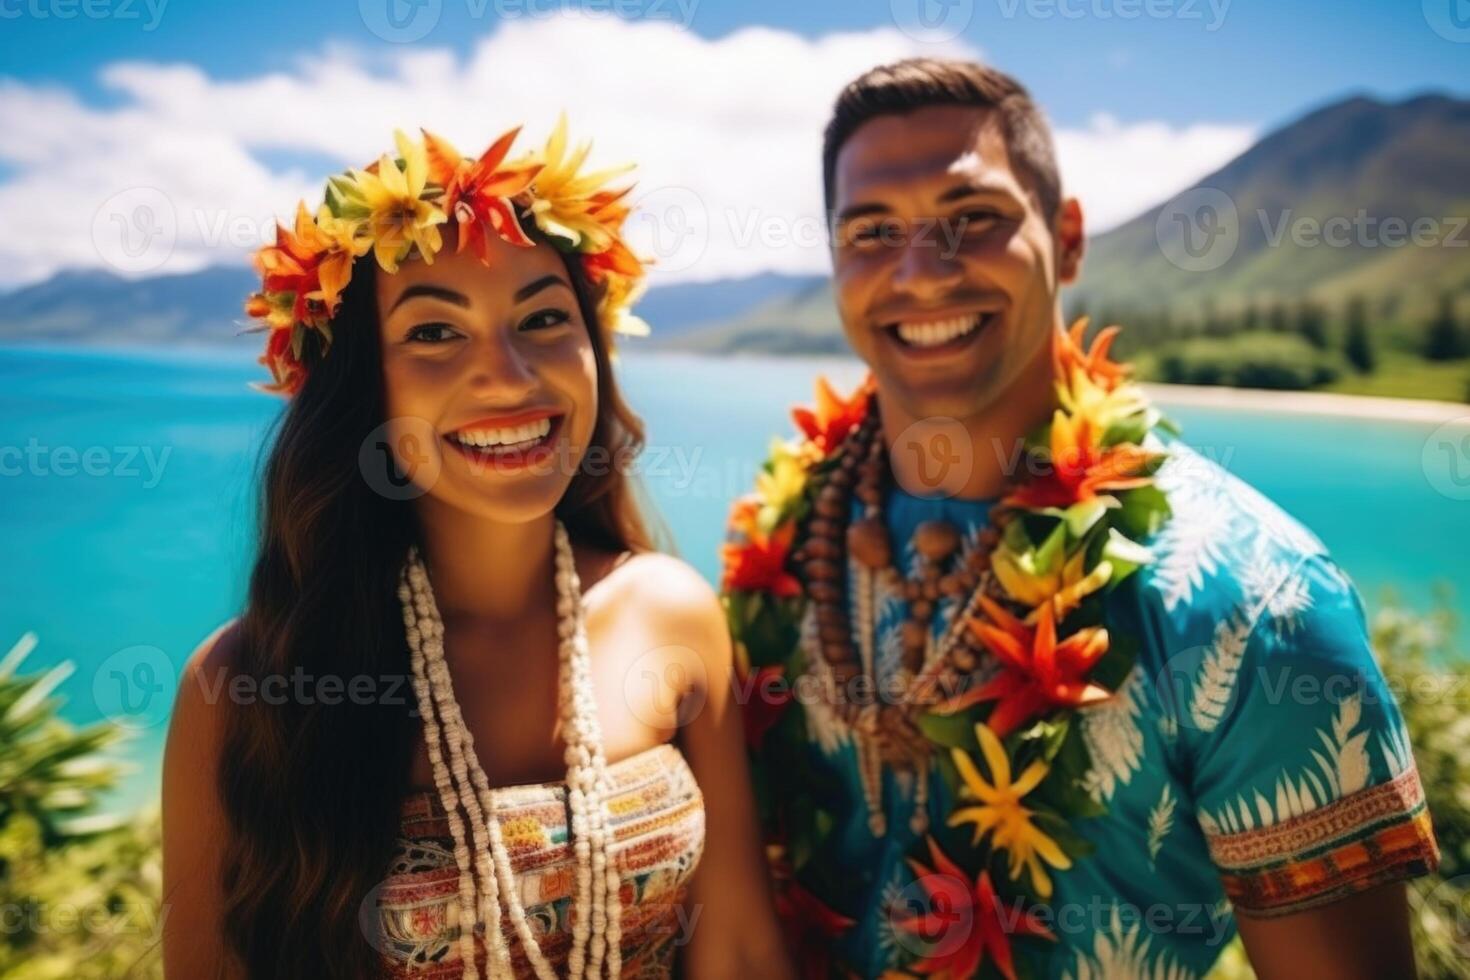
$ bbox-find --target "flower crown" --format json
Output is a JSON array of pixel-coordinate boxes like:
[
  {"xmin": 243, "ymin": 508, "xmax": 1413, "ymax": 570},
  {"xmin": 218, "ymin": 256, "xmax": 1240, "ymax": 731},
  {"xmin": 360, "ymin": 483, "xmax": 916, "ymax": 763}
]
[{"xmin": 244, "ymin": 116, "xmax": 650, "ymax": 395}]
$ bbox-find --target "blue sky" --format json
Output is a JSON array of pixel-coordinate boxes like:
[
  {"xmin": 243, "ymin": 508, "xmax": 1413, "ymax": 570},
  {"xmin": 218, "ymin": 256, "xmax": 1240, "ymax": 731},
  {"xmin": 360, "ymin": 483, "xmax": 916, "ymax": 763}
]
[
  {"xmin": 0, "ymin": 0, "xmax": 1465, "ymax": 287},
  {"xmin": 3, "ymin": 0, "xmax": 1463, "ymax": 129}
]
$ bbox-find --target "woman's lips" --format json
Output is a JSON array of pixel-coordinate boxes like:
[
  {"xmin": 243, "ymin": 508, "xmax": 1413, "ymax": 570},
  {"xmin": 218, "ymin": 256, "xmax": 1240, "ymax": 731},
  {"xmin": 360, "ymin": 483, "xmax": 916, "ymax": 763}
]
[{"xmin": 442, "ymin": 414, "xmax": 564, "ymax": 474}]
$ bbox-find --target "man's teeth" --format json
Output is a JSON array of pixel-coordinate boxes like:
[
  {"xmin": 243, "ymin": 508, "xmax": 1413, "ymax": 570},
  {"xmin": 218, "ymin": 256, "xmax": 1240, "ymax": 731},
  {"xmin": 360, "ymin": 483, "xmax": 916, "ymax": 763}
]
[
  {"xmin": 451, "ymin": 417, "xmax": 553, "ymax": 450},
  {"xmin": 895, "ymin": 314, "xmax": 984, "ymax": 348}
]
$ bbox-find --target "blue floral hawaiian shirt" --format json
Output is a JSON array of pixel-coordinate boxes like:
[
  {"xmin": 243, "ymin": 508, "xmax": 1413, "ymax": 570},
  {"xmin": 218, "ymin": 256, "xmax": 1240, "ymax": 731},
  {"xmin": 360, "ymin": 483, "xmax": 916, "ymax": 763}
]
[{"xmin": 794, "ymin": 434, "xmax": 1439, "ymax": 979}]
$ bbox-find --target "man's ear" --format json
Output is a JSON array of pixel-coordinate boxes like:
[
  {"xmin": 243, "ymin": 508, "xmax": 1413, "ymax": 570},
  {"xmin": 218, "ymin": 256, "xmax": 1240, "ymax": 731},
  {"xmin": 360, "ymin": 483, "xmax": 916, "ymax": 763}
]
[{"xmin": 1055, "ymin": 197, "xmax": 1085, "ymax": 285}]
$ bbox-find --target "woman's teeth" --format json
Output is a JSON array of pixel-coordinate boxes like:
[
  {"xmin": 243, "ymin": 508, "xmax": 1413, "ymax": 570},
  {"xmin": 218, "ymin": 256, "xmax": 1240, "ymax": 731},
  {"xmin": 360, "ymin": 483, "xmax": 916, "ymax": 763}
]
[
  {"xmin": 450, "ymin": 417, "xmax": 553, "ymax": 451},
  {"xmin": 895, "ymin": 314, "xmax": 984, "ymax": 348}
]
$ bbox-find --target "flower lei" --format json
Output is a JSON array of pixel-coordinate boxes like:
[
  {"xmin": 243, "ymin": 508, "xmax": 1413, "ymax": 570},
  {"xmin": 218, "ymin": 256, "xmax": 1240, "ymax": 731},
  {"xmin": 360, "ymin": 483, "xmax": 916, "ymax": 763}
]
[
  {"xmin": 721, "ymin": 319, "xmax": 1176, "ymax": 979},
  {"xmin": 244, "ymin": 116, "xmax": 649, "ymax": 395}
]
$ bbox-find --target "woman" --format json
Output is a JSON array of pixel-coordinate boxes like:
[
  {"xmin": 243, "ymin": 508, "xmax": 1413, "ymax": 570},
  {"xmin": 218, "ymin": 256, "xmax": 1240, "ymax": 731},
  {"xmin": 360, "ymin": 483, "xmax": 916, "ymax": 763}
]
[{"xmin": 161, "ymin": 120, "xmax": 792, "ymax": 979}]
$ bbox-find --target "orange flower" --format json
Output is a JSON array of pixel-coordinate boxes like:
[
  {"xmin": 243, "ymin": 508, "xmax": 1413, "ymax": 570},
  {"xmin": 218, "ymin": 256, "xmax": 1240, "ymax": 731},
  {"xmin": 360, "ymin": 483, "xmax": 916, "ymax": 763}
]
[
  {"xmin": 935, "ymin": 597, "xmax": 1111, "ymax": 737},
  {"xmin": 255, "ymin": 326, "xmax": 306, "ymax": 397},
  {"xmin": 422, "ymin": 126, "xmax": 542, "ymax": 262},
  {"xmin": 892, "ymin": 836, "xmax": 1054, "ymax": 980},
  {"xmin": 1001, "ymin": 406, "xmax": 1157, "ymax": 511},
  {"xmin": 720, "ymin": 498, "xmax": 801, "ymax": 597},
  {"xmin": 791, "ymin": 374, "xmax": 873, "ymax": 455},
  {"xmin": 1055, "ymin": 316, "xmax": 1127, "ymax": 392}
]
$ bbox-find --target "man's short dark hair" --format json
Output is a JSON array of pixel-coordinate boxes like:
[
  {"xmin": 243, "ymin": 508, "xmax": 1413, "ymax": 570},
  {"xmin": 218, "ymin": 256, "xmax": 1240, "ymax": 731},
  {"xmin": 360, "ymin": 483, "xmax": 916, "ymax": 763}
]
[{"xmin": 822, "ymin": 58, "xmax": 1062, "ymax": 222}]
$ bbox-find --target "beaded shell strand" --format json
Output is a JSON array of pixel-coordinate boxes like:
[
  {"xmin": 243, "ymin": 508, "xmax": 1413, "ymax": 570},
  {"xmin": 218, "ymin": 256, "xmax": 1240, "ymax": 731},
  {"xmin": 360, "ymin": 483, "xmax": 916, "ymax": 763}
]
[{"xmin": 397, "ymin": 521, "xmax": 623, "ymax": 979}]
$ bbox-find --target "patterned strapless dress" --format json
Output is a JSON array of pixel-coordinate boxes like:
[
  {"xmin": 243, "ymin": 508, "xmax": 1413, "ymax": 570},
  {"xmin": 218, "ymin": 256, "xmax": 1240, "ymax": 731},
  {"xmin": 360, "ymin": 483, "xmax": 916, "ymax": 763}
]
[{"xmin": 375, "ymin": 743, "xmax": 706, "ymax": 979}]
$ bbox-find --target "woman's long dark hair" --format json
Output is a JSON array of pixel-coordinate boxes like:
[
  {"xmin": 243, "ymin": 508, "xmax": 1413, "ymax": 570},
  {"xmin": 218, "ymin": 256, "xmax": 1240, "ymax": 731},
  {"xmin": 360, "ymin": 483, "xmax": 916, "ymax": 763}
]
[{"xmin": 217, "ymin": 238, "xmax": 655, "ymax": 978}]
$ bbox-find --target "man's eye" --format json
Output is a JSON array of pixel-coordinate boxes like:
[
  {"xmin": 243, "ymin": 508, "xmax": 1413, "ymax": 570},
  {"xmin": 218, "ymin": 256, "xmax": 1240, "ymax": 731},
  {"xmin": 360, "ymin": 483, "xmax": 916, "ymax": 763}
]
[
  {"xmin": 520, "ymin": 308, "xmax": 571, "ymax": 331},
  {"xmin": 406, "ymin": 322, "xmax": 460, "ymax": 343},
  {"xmin": 958, "ymin": 209, "xmax": 1003, "ymax": 230},
  {"xmin": 848, "ymin": 221, "xmax": 902, "ymax": 246}
]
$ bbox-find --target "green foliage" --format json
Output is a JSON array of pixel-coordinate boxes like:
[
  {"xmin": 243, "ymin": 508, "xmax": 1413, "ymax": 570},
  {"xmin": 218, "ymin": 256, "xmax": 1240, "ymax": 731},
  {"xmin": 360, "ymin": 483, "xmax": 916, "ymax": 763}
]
[
  {"xmin": 1424, "ymin": 293, "xmax": 1468, "ymax": 362},
  {"xmin": 0, "ymin": 634, "xmax": 162, "ymax": 979},
  {"xmin": 1343, "ymin": 295, "xmax": 1377, "ymax": 373},
  {"xmin": 1157, "ymin": 331, "xmax": 1346, "ymax": 390}
]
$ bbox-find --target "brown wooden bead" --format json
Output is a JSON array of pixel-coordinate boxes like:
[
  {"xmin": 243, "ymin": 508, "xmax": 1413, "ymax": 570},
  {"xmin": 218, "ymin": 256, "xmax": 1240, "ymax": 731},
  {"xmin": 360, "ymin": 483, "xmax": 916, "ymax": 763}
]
[
  {"xmin": 804, "ymin": 559, "xmax": 842, "ymax": 583},
  {"xmin": 808, "ymin": 518, "xmax": 839, "ymax": 539},
  {"xmin": 923, "ymin": 579, "xmax": 941, "ymax": 602},
  {"xmin": 914, "ymin": 520, "xmax": 961, "ymax": 561},
  {"xmin": 808, "ymin": 582, "xmax": 839, "ymax": 603},
  {"xmin": 950, "ymin": 646, "xmax": 977, "ymax": 673},
  {"xmin": 966, "ymin": 546, "xmax": 992, "ymax": 571},
  {"xmin": 939, "ymin": 573, "xmax": 966, "ymax": 597},
  {"xmin": 855, "ymin": 483, "xmax": 882, "ymax": 507},
  {"xmin": 814, "ymin": 496, "xmax": 845, "ymax": 519},
  {"xmin": 903, "ymin": 579, "xmax": 923, "ymax": 602},
  {"xmin": 805, "ymin": 537, "xmax": 839, "ymax": 560},
  {"xmin": 816, "ymin": 605, "xmax": 845, "ymax": 629},
  {"xmin": 910, "ymin": 599, "xmax": 934, "ymax": 621},
  {"xmin": 847, "ymin": 518, "xmax": 891, "ymax": 569},
  {"xmin": 819, "ymin": 624, "xmax": 849, "ymax": 645},
  {"xmin": 821, "ymin": 640, "xmax": 851, "ymax": 664}
]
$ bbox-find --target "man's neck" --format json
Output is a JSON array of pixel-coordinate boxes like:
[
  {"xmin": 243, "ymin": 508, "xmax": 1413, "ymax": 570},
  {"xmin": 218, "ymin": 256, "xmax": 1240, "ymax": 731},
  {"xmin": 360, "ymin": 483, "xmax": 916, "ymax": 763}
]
[{"xmin": 878, "ymin": 328, "xmax": 1060, "ymax": 501}]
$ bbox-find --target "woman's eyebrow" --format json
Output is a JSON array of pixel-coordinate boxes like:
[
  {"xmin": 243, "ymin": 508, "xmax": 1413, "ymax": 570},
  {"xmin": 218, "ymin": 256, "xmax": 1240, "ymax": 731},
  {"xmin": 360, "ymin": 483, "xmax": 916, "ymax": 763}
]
[
  {"xmin": 515, "ymin": 274, "xmax": 572, "ymax": 302},
  {"xmin": 387, "ymin": 284, "xmax": 470, "ymax": 314}
]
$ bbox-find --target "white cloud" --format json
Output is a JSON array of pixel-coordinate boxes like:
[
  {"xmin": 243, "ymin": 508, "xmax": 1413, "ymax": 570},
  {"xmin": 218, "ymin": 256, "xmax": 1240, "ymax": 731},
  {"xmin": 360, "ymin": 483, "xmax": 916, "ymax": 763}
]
[
  {"xmin": 0, "ymin": 14, "xmax": 1254, "ymax": 289},
  {"xmin": 1056, "ymin": 112, "xmax": 1256, "ymax": 232}
]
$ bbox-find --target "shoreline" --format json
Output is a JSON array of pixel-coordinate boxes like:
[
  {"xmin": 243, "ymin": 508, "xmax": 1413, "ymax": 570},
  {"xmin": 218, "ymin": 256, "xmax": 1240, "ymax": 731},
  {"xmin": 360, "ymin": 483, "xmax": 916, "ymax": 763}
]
[{"xmin": 1144, "ymin": 382, "xmax": 1470, "ymax": 425}]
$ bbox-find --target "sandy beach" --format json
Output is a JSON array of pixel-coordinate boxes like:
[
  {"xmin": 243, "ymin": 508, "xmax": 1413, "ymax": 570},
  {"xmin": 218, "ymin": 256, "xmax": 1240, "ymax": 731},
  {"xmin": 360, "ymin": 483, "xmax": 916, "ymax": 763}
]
[{"xmin": 1144, "ymin": 383, "xmax": 1470, "ymax": 426}]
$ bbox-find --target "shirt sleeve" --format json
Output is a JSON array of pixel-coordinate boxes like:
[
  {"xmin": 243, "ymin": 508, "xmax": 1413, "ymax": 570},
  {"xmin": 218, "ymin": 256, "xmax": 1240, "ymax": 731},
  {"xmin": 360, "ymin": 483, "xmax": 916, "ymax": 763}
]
[{"xmin": 1183, "ymin": 552, "xmax": 1439, "ymax": 918}]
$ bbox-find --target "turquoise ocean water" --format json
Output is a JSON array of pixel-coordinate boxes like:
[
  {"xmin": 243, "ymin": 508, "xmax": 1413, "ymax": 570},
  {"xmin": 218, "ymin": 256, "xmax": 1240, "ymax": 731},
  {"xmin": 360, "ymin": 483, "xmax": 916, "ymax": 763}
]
[{"xmin": 1, "ymin": 344, "xmax": 1465, "ymax": 815}]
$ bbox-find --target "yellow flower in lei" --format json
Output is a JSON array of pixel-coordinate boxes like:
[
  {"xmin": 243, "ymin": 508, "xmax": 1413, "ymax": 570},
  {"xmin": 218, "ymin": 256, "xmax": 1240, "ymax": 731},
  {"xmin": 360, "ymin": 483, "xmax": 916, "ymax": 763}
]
[
  {"xmin": 949, "ymin": 722, "xmax": 1073, "ymax": 899},
  {"xmin": 992, "ymin": 541, "xmax": 1114, "ymax": 624},
  {"xmin": 334, "ymin": 130, "xmax": 447, "ymax": 274},
  {"xmin": 755, "ymin": 438, "xmax": 812, "ymax": 532},
  {"xmin": 527, "ymin": 113, "xmax": 636, "ymax": 250}
]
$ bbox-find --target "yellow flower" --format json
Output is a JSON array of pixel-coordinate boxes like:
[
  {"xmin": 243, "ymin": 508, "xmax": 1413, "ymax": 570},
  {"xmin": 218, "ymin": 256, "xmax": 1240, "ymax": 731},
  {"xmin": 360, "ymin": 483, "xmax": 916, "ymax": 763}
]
[
  {"xmin": 598, "ymin": 273, "xmax": 651, "ymax": 339},
  {"xmin": 992, "ymin": 543, "xmax": 1113, "ymax": 625},
  {"xmin": 527, "ymin": 113, "xmax": 635, "ymax": 250},
  {"xmin": 343, "ymin": 130, "xmax": 447, "ymax": 274},
  {"xmin": 948, "ymin": 722, "xmax": 1072, "ymax": 899},
  {"xmin": 755, "ymin": 438, "xmax": 810, "ymax": 531},
  {"xmin": 1056, "ymin": 362, "xmax": 1149, "ymax": 436}
]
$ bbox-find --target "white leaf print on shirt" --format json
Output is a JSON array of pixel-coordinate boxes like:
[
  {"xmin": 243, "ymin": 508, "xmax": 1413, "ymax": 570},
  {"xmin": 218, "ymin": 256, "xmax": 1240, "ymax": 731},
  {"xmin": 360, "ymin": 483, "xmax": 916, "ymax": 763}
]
[
  {"xmin": 1199, "ymin": 693, "xmax": 1371, "ymax": 835},
  {"xmin": 1147, "ymin": 784, "xmax": 1178, "ymax": 867},
  {"xmin": 1189, "ymin": 614, "xmax": 1254, "ymax": 734},
  {"xmin": 798, "ymin": 605, "xmax": 851, "ymax": 756},
  {"xmin": 1080, "ymin": 667, "xmax": 1146, "ymax": 803},
  {"xmin": 1065, "ymin": 907, "xmax": 1198, "ymax": 980},
  {"xmin": 1149, "ymin": 470, "xmax": 1233, "ymax": 614}
]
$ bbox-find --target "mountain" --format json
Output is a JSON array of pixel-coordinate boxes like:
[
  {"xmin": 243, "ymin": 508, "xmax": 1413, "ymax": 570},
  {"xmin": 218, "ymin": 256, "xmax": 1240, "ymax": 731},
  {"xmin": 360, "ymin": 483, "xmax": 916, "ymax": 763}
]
[
  {"xmin": 0, "ymin": 262, "xmax": 817, "ymax": 348},
  {"xmin": 1071, "ymin": 93, "xmax": 1470, "ymax": 318}
]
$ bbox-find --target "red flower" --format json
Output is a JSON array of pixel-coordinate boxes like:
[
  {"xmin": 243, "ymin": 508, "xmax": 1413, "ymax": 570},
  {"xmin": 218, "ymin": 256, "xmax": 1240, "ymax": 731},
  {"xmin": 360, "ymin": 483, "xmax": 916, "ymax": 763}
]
[
  {"xmin": 720, "ymin": 498, "xmax": 802, "ymax": 597},
  {"xmin": 935, "ymin": 597, "xmax": 1111, "ymax": 737},
  {"xmin": 792, "ymin": 374, "xmax": 873, "ymax": 455},
  {"xmin": 737, "ymin": 664, "xmax": 794, "ymax": 752},
  {"xmin": 255, "ymin": 326, "xmax": 305, "ymax": 397},
  {"xmin": 892, "ymin": 836, "xmax": 1054, "ymax": 980},
  {"xmin": 423, "ymin": 126, "xmax": 542, "ymax": 263},
  {"xmin": 775, "ymin": 878, "xmax": 857, "ymax": 979},
  {"xmin": 1001, "ymin": 407, "xmax": 1156, "ymax": 512}
]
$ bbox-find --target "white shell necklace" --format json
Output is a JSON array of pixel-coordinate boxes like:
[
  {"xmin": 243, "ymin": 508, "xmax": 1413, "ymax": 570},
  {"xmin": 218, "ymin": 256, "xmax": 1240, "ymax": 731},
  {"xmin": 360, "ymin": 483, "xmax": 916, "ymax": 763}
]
[{"xmin": 397, "ymin": 520, "xmax": 623, "ymax": 979}]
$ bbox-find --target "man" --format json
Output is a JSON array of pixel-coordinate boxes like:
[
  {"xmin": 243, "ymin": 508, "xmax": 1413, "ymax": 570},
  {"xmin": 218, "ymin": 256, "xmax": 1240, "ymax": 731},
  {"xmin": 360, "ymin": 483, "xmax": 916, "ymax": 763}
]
[{"xmin": 722, "ymin": 59, "xmax": 1438, "ymax": 979}]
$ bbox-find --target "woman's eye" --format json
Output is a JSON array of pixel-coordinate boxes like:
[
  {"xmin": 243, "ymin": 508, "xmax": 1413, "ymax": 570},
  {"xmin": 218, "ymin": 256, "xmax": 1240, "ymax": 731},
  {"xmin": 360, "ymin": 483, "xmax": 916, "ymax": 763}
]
[
  {"xmin": 405, "ymin": 322, "xmax": 460, "ymax": 343},
  {"xmin": 520, "ymin": 308, "xmax": 571, "ymax": 332}
]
